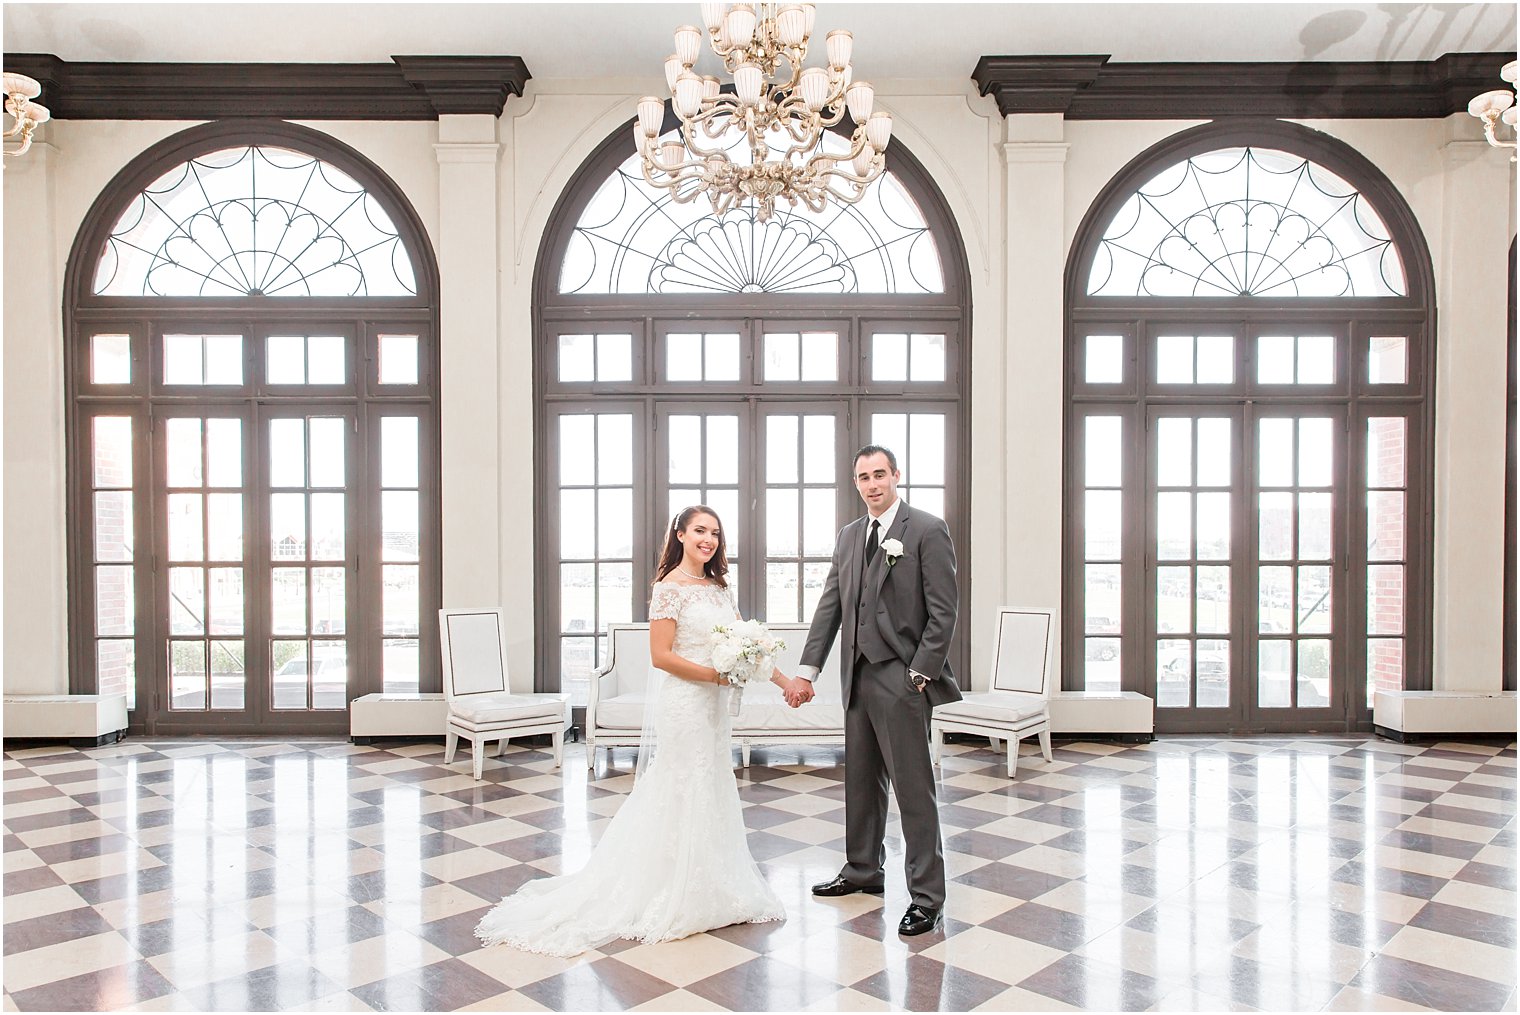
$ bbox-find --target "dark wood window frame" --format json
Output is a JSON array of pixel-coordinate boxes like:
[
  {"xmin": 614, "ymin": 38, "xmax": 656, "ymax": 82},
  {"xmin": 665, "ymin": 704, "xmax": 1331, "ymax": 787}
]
[
  {"xmin": 64, "ymin": 120, "xmax": 442, "ymax": 736},
  {"xmin": 1062, "ymin": 119, "xmax": 1437, "ymax": 734},
  {"xmin": 533, "ymin": 124, "xmax": 973, "ymax": 710}
]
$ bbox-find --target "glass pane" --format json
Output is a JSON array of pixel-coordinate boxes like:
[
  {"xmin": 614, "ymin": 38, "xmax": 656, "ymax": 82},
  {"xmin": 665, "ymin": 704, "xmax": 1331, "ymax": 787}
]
[
  {"xmin": 666, "ymin": 333, "xmax": 701, "ymax": 381},
  {"xmin": 166, "ymin": 418, "xmax": 203, "ymax": 488},
  {"xmin": 558, "ymin": 334, "xmax": 594, "ymax": 382},
  {"xmin": 767, "ymin": 488, "xmax": 799, "ymax": 557},
  {"xmin": 668, "ymin": 416, "xmax": 702, "ymax": 484},
  {"xmin": 911, "ymin": 333, "xmax": 946, "ymax": 382},
  {"xmin": 1196, "ymin": 638, "xmax": 1230, "ymax": 708},
  {"xmin": 167, "ymin": 493, "xmax": 204, "ymax": 562},
  {"xmin": 384, "ymin": 639, "xmax": 420, "ymax": 694},
  {"xmin": 767, "ymin": 562, "xmax": 798, "ymax": 622},
  {"xmin": 1157, "ymin": 418, "xmax": 1192, "ymax": 486},
  {"xmin": 597, "ymin": 333, "xmax": 632, "ymax": 382},
  {"xmin": 267, "ymin": 335, "xmax": 306, "ymax": 384},
  {"xmin": 800, "ymin": 331, "xmax": 837, "ymax": 381},
  {"xmin": 598, "ymin": 488, "xmax": 633, "ymax": 558},
  {"xmin": 310, "ymin": 493, "xmax": 345, "ymax": 561},
  {"xmin": 706, "ymin": 333, "xmax": 741, "ymax": 380},
  {"xmin": 96, "ymin": 639, "xmax": 135, "ymax": 709},
  {"xmin": 598, "ymin": 415, "xmax": 632, "ymax": 486},
  {"xmin": 207, "ymin": 493, "xmax": 243, "ymax": 561},
  {"xmin": 669, "ymin": 488, "xmax": 699, "ymax": 528},
  {"xmin": 269, "ymin": 418, "xmax": 306, "ymax": 488},
  {"xmin": 1196, "ymin": 335, "xmax": 1233, "ymax": 384},
  {"xmin": 1196, "ymin": 492, "xmax": 1230, "ymax": 560},
  {"xmin": 1368, "ymin": 638, "xmax": 1404, "ymax": 699},
  {"xmin": 1157, "ymin": 566, "xmax": 1192, "ymax": 634},
  {"xmin": 271, "ymin": 568, "xmax": 307, "ymax": 635},
  {"xmin": 706, "ymin": 416, "xmax": 740, "ymax": 485},
  {"xmin": 560, "ymin": 638, "xmax": 594, "ymax": 702},
  {"xmin": 1258, "ymin": 335, "xmax": 1294, "ymax": 384},
  {"xmin": 209, "ymin": 639, "xmax": 245, "ymax": 710},
  {"xmin": 1298, "ymin": 565, "xmax": 1332, "ymax": 634},
  {"xmin": 168, "ymin": 567, "xmax": 205, "ymax": 635},
  {"xmin": 561, "ymin": 563, "xmax": 595, "ymax": 634},
  {"xmin": 873, "ymin": 333, "xmax": 908, "ymax": 382},
  {"xmin": 802, "ymin": 561, "xmax": 829, "ymax": 620},
  {"xmin": 378, "ymin": 333, "xmax": 420, "ymax": 385},
  {"xmin": 311, "ymin": 640, "xmax": 347, "ymax": 710},
  {"xmin": 308, "ymin": 417, "xmax": 345, "ymax": 488},
  {"xmin": 208, "ymin": 567, "xmax": 243, "ymax": 636},
  {"xmin": 1085, "ymin": 638, "xmax": 1121, "ymax": 692},
  {"xmin": 206, "ymin": 419, "xmax": 242, "ymax": 487},
  {"xmin": 909, "ymin": 486, "xmax": 945, "ymax": 518},
  {"xmin": 1156, "ymin": 335, "xmax": 1192, "ymax": 384},
  {"xmin": 381, "ymin": 416, "xmax": 419, "ymax": 488},
  {"xmin": 1298, "ymin": 640, "xmax": 1330, "ymax": 707},
  {"xmin": 163, "ymin": 333, "xmax": 203, "ymax": 385},
  {"xmin": 1368, "ymin": 564, "xmax": 1404, "ymax": 635},
  {"xmin": 1259, "ymin": 492, "xmax": 1293, "ymax": 560},
  {"xmin": 1367, "ymin": 491, "xmax": 1405, "ymax": 561},
  {"xmin": 803, "ymin": 488, "xmax": 835, "ymax": 556},
  {"xmin": 1085, "ymin": 416, "xmax": 1122, "ymax": 487},
  {"xmin": 1298, "ymin": 492, "xmax": 1332, "ymax": 560},
  {"xmin": 307, "ymin": 336, "xmax": 345, "ymax": 384},
  {"xmin": 707, "ymin": 489, "xmax": 740, "ymax": 549},
  {"xmin": 1298, "ymin": 419, "xmax": 1333, "ymax": 487},
  {"xmin": 1084, "ymin": 490, "xmax": 1122, "ymax": 560},
  {"xmin": 270, "ymin": 492, "xmax": 306, "ymax": 560},
  {"xmin": 270, "ymin": 641, "xmax": 307, "ymax": 709},
  {"xmin": 559, "ymin": 415, "xmax": 594, "ymax": 486},
  {"xmin": 1196, "ymin": 418, "xmax": 1231, "ymax": 487},
  {"xmin": 1196, "ymin": 566, "xmax": 1230, "ymax": 634},
  {"xmin": 1259, "ymin": 566, "xmax": 1293, "ymax": 633},
  {"xmin": 204, "ymin": 335, "xmax": 242, "ymax": 384},
  {"xmin": 1085, "ymin": 565, "xmax": 1121, "ymax": 633},
  {"xmin": 95, "ymin": 565, "xmax": 134, "ymax": 636},
  {"xmin": 1156, "ymin": 491, "xmax": 1191, "ymax": 560},
  {"xmin": 765, "ymin": 333, "xmax": 800, "ymax": 381},
  {"xmin": 599, "ymin": 562, "xmax": 633, "ymax": 626},
  {"xmin": 94, "ymin": 491, "xmax": 134, "ymax": 562},
  {"xmin": 560, "ymin": 488, "xmax": 595, "ymax": 559},
  {"xmin": 1258, "ymin": 418, "xmax": 1294, "ymax": 487},
  {"xmin": 802, "ymin": 415, "xmax": 834, "ymax": 484},
  {"xmin": 1085, "ymin": 334, "xmax": 1123, "ymax": 384},
  {"xmin": 1157, "ymin": 639, "xmax": 1190, "ymax": 708},
  {"xmin": 909, "ymin": 414, "xmax": 945, "ymax": 486},
  {"xmin": 383, "ymin": 565, "xmax": 420, "ymax": 637},
  {"xmin": 1369, "ymin": 336, "xmax": 1407, "ymax": 384},
  {"xmin": 766, "ymin": 415, "xmax": 798, "ymax": 483},
  {"xmin": 1297, "ymin": 335, "xmax": 1334, "ymax": 384},
  {"xmin": 872, "ymin": 413, "xmax": 907, "ymax": 468},
  {"xmin": 170, "ymin": 642, "xmax": 206, "ymax": 710},
  {"xmin": 1367, "ymin": 418, "xmax": 1406, "ymax": 488},
  {"xmin": 1258, "ymin": 640, "xmax": 1292, "ymax": 707},
  {"xmin": 92, "ymin": 417, "xmax": 133, "ymax": 488},
  {"xmin": 311, "ymin": 568, "xmax": 345, "ymax": 636},
  {"xmin": 383, "ymin": 490, "xmax": 421, "ymax": 562},
  {"xmin": 91, "ymin": 333, "xmax": 131, "ymax": 384}
]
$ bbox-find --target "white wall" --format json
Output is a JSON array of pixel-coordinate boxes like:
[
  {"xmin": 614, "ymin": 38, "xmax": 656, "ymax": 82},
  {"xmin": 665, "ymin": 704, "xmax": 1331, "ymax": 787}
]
[{"xmin": 4, "ymin": 80, "xmax": 1512, "ymax": 707}]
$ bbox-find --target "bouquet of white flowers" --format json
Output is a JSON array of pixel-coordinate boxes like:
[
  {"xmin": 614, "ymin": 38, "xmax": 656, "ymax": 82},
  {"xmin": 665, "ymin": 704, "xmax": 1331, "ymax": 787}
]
[{"xmin": 710, "ymin": 619, "xmax": 786, "ymax": 715}]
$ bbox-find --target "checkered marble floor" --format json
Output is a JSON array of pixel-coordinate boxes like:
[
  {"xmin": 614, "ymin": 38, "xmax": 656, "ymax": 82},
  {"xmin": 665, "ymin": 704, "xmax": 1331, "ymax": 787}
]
[{"xmin": 2, "ymin": 735, "xmax": 1515, "ymax": 1012}]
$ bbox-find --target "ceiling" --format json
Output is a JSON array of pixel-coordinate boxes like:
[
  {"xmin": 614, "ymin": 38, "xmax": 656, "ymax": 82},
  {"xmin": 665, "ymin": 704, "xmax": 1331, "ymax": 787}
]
[{"xmin": 3, "ymin": 3, "xmax": 1514, "ymax": 77}]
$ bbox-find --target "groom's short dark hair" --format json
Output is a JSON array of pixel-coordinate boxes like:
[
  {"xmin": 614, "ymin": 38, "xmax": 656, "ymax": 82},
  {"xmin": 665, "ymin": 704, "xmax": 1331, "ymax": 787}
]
[{"xmin": 853, "ymin": 444, "xmax": 898, "ymax": 473}]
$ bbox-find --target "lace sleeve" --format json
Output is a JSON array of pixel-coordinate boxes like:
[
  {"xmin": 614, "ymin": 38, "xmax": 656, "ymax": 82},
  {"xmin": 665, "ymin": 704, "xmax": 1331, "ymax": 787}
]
[{"xmin": 648, "ymin": 584, "xmax": 683, "ymax": 622}]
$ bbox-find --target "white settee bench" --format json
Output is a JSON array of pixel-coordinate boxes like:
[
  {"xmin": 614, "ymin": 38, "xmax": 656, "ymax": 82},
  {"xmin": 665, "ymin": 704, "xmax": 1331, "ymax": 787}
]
[
  {"xmin": 2, "ymin": 694, "xmax": 128, "ymax": 747},
  {"xmin": 587, "ymin": 622, "xmax": 843, "ymax": 769}
]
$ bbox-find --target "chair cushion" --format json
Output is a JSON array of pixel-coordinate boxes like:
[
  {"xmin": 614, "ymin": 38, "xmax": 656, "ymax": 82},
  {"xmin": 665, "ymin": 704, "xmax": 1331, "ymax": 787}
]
[
  {"xmin": 733, "ymin": 699, "xmax": 845, "ymax": 732},
  {"xmin": 595, "ymin": 694, "xmax": 647, "ymax": 730},
  {"xmin": 933, "ymin": 691, "xmax": 1048, "ymax": 724},
  {"xmin": 450, "ymin": 693, "xmax": 566, "ymax": 725}
]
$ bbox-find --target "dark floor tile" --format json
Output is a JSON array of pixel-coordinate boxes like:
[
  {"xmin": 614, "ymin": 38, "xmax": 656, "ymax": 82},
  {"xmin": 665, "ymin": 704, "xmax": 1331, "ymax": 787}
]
[
  {"xmin": 265, "ymin": 904, "xmax": 390, "ymax": 953},
  {"xmin": 31, "ymin": 834, "xmax": 133, "ymax": 866},
  {"xmin": 741, "ymin": 804, "xmax": 806, "ymax": 831},
  {"xmin": 1125, "ymin": 905, "xmax": 1259, "ymax": 943},
  {"xmin": 954, "ymin": 862, "xmax": 1070, "ymax": 900},
  {"xmin": 936, "ymin": 803, "xmax": 1004, "ymax": 831},
  {"xmin": 3, "ymin": 865, "xmax": 63, "ymax": 895},
  {"xmin": 1409, "ymin": 900, "xmax": 1517, "ymax": 948},
  {"xmin": 1378, "ymin": 828, "xmax": 1483, "ymax": 860},
  {"xmin": 415, "ymin": 905, "xmax": 494, "ymax": 956},
  {"xmin": 1331, "ymin": 859, "xmax": 1447, "ymax": 900},
  {"xmin": 852, "ymin": 953, "xmax": 1010, "ymax": 1011},
  {"xmin": 1417, "ymin": 802, "xmax": 1514, "ymax": 828},
  {"xmin": 1320, "ymin": 907, "xmax": 1404, "ymax": 949},
  {"xmin": 687, "ymin": 954, "xmax": 841, "ymax": 1011},
  {"xmin": 344, "ymin": 867, "xmax": 442, "ymax": 905},
  {"xmin": 510, "ymin": 806, "xmax": 569, "ymax": 832},
  {"xmin": 70, "ymin": 865, "xmax": 178, "ymax": 906},
  {"xmin": 518, "ymin": 955, "xmax": 676, "ymax": 1010},
  {"xmin": 944, "ymin": 829, "xmax": 1029, "ymax": 861},
  {"xmin": 1190, "ymin": 954, "xmax": 1343, "ymax": 1010},
  {"xmin": 983, "ymin": 902, "xmax": 1099, "ymax": 951},
  {"xmin": 1016, "ymin": 953, "xmax": 1167, "ymax": 1010},
  {"xmin": 181, "ymin": 961, "xmax": 343, "ymax": 1012},
  {"xmin": 3, "ymin": 807, "xmax": 100, "ymax": 834},
  {"xmin": 9, "ymin": 959, "xmax": 175, "ymax": 1011},
  {"xmin": 1455, "ymin": 860, "xmax": 1518, "ymax": 892},
  {"xmin": 437, "ymin": 783, "xmax": 524, "ymax": 806},
  {"xmin": 2, "ymin": 785, "xmax": 67, "ymax": 805},
  {"xmin": 3, "ymin": 906, "xmax": 116, "ymax": 956},
  {"xmin": 743, "ymin": 830, "xmax": 808, "ymax": 863},
  {"xmin": 1351, "ymin": 953, "xmax": 1514, "ymax": 1011},
  {"xmin": 485, "ymin": 830, "xmax": 564, "ymax": 864}
]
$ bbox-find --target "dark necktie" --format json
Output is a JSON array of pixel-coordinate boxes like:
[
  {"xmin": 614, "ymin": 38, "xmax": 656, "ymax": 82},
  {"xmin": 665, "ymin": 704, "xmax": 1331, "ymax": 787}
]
[{"xmin": 865, "ymin": 518, "xmax": 880, "ymax": 566}]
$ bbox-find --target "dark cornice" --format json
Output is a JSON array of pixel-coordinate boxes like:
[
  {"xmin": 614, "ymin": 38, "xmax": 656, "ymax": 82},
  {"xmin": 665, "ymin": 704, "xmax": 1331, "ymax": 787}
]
[
  {"xmin": 1, "ymin": 54, "xmax": 531, "ymax": 120},
  {"xmin": 973, "ymin": 52, "xmax": 1513, "ymax": 119}
]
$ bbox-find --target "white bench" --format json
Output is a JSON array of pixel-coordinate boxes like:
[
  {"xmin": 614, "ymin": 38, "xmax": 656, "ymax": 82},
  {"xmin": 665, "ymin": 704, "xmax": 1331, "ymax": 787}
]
[
  {"xmin": 588, "ymin": 622, "xmax": 844, "ymax": 769},
  {"xmin": 2, "ymin": 694, "xmax": 128, "ymax": 746},
  {"xmin": 350, "ymin": 692, "xmax": 448, "ymax": 742},
  {"xmin": 1374, "ymin": 690, "xmax": 1518, "ymax": 740},
  {"xmin": 1049, "ymin": 689, "xmax": 1154, "ymax": 738}
]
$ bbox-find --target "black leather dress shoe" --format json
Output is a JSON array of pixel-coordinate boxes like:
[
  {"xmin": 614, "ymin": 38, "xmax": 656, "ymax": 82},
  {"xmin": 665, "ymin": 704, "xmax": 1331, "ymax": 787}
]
[
  {"xmin": 811, "ymin": 875, "xmax": 885, "ymax": 897},
  {"xmin": 898, "ymin": 904, "xmax": 942, "ymax": 936}
]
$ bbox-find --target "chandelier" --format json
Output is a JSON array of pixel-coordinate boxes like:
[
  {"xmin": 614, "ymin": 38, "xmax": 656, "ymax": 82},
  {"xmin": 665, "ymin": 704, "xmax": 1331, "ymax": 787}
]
[
  {"xmin": 1466, "ymin": 59, "xmax": 1517, "ymax": 159},
  {"xmin": 3, "ymin": 71, "xmax": 50, "ymax": 157},
  {"xmin": 635, "ymin": 3, "xmax": 892, "ymax": 223}
]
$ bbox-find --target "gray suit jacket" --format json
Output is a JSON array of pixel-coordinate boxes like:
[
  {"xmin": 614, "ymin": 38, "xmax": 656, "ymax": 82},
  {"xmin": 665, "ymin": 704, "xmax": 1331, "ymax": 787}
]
[{"xmin": 801, "ymin": 501, "xmax": 963, "ymax": 710}]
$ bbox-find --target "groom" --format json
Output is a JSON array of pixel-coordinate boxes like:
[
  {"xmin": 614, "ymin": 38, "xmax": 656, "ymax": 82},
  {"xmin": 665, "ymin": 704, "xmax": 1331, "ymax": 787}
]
[{"xmin": 789, "ymin": 444, "xmax": 961, "ymax": 936}]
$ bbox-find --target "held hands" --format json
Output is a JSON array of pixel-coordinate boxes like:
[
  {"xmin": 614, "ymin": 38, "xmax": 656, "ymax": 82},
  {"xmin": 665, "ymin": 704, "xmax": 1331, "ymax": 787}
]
[{"xmin": 781, "ymin": 676, "xmax": 815, "ymax": 708}]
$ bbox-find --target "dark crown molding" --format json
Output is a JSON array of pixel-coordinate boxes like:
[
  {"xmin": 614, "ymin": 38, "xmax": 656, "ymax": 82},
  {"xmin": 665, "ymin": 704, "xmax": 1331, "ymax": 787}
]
[
  {"xmin": 973, "ymin": 52, "xmax": 1514, "ymax": 119},
  {"xmin": 1, "ymin": 54, "xmax": 531, "ymax": 120}
]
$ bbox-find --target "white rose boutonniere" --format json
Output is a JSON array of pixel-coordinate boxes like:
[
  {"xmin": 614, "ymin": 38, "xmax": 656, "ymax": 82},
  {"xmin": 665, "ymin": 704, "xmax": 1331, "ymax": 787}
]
[{"xmin": 880, "ymin": 537, "xmax": 905, "ymax": 567}]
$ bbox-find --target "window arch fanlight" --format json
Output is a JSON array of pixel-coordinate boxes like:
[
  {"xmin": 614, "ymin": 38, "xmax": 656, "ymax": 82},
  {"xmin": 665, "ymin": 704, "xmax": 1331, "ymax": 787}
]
[
  {"xmin": 65, "ymin": 120, "xmax": 440, "ymax": 737},
  {"xmin": 536, "ymin": 114, "xmax": 970, "ymax": 707},
  {"xmin": 1064, "ymin": 119, "xmax": 1434, "ymax": 736}
]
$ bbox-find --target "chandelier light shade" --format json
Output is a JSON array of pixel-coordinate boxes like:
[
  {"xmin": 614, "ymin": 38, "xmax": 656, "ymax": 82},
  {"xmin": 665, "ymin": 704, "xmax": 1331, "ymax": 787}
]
[
  {"xmin": 1466, "ymin": 58, "xmax": 1517, "ymax": 159},
  {"xmin": 635, "ymin": 3, "xmax": 893, "ymax": 222},
  {"xmin": 3, "ymin": 70, "xmax": 51, "ymax": 157}
]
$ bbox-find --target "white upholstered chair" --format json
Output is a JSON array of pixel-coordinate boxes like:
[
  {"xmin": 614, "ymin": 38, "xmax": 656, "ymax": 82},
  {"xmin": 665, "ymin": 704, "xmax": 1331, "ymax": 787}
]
[
  {"xmin": 931, "ymin": 607, "xmax": 1056, "ymax": 778},
  {"xmin": 439, "ymin": 608, "xmax": 570, "ymax": 780}
]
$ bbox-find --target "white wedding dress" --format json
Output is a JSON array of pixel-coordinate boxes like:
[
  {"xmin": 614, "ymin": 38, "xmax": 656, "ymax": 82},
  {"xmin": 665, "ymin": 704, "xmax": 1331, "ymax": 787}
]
[{"xmin": 475, "ymin": 582, "xmax": 786, "ymax": 956}]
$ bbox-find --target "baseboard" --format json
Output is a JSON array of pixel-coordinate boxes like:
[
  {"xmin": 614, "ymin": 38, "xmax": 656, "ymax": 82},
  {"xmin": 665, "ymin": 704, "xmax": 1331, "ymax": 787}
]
[
  {"xmin": 1374, "ymin": 725, "xmax": 1518, "ymax": 745},
  {"xmin": 4, "ymin": 731, "xmax": 126, "ymax": 750}
]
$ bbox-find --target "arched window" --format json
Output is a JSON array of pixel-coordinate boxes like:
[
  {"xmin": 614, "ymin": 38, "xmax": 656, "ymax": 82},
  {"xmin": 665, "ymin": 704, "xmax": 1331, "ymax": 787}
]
[
  {"xmin": 536, "ymin": 122, "xmax": 970, "ymax": 703},
  {"xmin": 66, "ymin": 122, "xmax": 440, "ymax": 736},
  {"xmin": 1065, "ymin": 121, "xmax": 1434, "ymax": 734}
]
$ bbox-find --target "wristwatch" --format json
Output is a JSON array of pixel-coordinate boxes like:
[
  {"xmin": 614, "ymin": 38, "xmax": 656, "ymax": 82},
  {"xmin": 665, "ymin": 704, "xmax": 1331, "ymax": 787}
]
[{"xmin": 909, "ymin": 669, "xmax": 930, "ymax": 692}]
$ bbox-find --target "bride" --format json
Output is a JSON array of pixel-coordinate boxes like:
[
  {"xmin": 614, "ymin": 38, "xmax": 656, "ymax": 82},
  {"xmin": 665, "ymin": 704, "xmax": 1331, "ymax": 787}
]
[{"xmin": 475, "ymin": 505, "xmax": 809, "ymax": 956}]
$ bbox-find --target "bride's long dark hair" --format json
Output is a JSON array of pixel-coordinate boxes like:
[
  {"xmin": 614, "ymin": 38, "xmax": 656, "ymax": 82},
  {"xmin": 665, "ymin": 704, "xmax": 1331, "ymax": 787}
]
[{"xmin": 654, "ymin": 505, "xmax": 729, "ymax": 588}]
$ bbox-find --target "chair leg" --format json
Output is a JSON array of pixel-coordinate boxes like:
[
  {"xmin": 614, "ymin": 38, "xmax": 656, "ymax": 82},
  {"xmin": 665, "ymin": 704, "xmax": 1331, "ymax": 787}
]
[
  {"xmin": 1006, "ymin": 736, "xmax": 1020, "ymax": 779},
  {"xmin": 552, "ymin": 730, "xmax": 563, "ymax": 769},
  {"xmin": 585, "ymin": 740, "xmax": 596, "ymax": 770},
  {"xmin": 931, "ymin": 724, "xmax": 942, "ymax": 766},
  {"xmin": 444, "ymin": 730, "xmax": 458, "ymax": 764},
  {"xmin": 472, "ymin": 738, "xmax": 485, "ymax": 781},
  {"xmin": 741, "ymin": 743, "xmax": 751, "ymax": 768},
  {"xmin": 1038, "ymin": 728, "xmax": 1053, "ymax": 763},
  {"xmin": 496, "ymin": 736, "xmax": 508, "ymax": 757},
  {"xmin": 989, "ymin": 736, "xmax": 1002, "ymax": 754}
]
